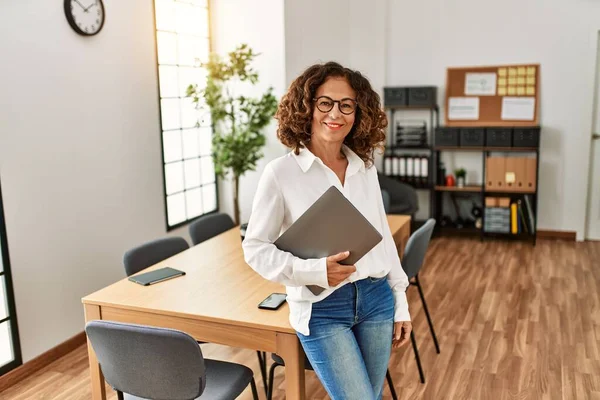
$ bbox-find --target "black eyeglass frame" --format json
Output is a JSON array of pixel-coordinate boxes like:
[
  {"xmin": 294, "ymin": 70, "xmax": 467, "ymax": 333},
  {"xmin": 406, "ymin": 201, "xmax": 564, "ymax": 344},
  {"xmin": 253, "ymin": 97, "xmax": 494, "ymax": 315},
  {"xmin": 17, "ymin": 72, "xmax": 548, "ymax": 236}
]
[{"xmin": 312, "ymin": 96, "xmax": 358, "ymax": 115}]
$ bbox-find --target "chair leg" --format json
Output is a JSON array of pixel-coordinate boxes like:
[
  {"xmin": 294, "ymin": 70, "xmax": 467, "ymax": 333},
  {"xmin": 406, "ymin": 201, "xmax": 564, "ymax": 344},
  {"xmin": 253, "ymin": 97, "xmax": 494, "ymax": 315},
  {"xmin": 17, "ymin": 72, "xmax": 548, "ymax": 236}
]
[
  {"xmin": 250, "ymin": 378, "xmax": 259, "ymax": 400},
  {"xmin": 267, "ymin": 362, "xmax": 280, "ymax": 400},
  {"xmin": 415, "ymin": 274, "xmax": 441, "ymax": 354},
  {"xmin": 386, "ymin": 369, "xmax": 398, "ymax": 400},
  {"xmin": 256, "ymin": 351, "xmax": 269, "ymax": 396},
  {"xmin": 117, "ymin": 391, "xmax": 125, "ymax": 400},
  {"xmin": 410, "ymin": 330, "xmax": 426, "ymax": 384}
]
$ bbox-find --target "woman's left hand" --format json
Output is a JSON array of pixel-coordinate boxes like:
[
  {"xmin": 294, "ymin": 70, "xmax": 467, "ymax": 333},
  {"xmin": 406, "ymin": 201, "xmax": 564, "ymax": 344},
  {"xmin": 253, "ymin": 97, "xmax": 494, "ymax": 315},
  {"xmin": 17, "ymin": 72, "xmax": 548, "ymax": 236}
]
[{"xmin": 392, "ymin": 321, "xmax": 412, "ymax": 348}]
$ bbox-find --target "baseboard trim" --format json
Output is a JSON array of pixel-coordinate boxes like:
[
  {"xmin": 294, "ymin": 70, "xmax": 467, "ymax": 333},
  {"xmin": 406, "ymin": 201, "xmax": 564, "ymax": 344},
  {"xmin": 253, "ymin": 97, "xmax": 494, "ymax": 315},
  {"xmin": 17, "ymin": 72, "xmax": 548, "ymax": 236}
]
[
  {"xmin": 0, "ymin": 331, "xmax": 86, "ymax": 392},
  {"xmin": 537, "ymin": 230, "xmax": 577, "ymax": 241}
]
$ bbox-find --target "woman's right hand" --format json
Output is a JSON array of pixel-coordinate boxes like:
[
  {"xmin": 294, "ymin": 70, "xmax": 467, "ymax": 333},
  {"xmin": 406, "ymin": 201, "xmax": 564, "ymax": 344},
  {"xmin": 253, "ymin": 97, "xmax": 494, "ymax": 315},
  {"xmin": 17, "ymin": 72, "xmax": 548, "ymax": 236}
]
[{"xmin": 326, "ymin": 251, "xmax": 356, "ymax": 287}]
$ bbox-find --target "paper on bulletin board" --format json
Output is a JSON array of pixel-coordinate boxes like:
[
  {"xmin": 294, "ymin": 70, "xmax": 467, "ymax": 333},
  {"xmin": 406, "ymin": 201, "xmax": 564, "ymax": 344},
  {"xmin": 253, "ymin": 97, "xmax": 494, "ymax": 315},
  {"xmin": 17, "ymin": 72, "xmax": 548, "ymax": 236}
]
[
  {"xmin": 465, "ymin": 73, "xmax": 497, "ymax": 95},
  {"xmin": 448, "ymin": 97, "xmax": 480, "ymax": 120},
  {"xmin": 501, "ymin": 97, "xmax": 535, "ymax": 121}
]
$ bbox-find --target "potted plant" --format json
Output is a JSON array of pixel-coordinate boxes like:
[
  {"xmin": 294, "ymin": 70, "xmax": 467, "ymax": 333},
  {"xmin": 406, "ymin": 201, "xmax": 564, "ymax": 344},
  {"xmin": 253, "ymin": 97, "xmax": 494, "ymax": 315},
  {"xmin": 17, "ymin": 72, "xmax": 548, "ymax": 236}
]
[
  {"xmin": 455, "ymin": 168, "xmax": 467, "ymax": 188},
  {"xmin": 187, "ymin": 44, "xmax": 278, "ymax": 226}
]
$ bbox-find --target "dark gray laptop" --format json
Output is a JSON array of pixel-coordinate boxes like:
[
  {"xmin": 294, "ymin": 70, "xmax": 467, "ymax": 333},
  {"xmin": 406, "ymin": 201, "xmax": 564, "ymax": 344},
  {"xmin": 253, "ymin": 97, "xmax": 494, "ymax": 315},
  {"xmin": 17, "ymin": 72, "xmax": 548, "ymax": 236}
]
[{"xmin": 274, "ymin": 186, "xmax": 383, "ymax": 295}]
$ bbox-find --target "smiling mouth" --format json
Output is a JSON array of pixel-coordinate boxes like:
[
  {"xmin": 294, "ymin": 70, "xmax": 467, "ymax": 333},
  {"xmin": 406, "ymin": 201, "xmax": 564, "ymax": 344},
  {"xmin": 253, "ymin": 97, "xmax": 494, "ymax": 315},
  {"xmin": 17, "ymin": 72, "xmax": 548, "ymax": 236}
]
[{"xmin": 324, "ymin": 122, "xmax": 344, "ymax": 129}]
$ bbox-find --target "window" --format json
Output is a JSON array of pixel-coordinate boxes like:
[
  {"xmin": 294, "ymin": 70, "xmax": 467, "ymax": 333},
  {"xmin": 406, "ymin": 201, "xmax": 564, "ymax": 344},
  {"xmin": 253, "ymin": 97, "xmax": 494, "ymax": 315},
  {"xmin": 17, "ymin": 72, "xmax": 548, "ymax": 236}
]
[
  {"xmin": 153, "ymin": 0, "xmax": 217, "ymax": 230},
  {"xmin": 0, "ymin": 181, "xmax": 22, "ymax": 376}
]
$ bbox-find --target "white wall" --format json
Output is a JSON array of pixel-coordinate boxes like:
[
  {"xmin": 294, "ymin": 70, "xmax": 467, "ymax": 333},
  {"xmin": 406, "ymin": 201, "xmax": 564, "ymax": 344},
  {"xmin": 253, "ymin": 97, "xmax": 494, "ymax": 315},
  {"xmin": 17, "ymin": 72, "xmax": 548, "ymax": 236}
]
[
  {"xmin": 386, "ymin": 0, "xmax": 599, "ymax": 240},
  {"xmin": 210, "ymin": 0, "xmax": 287, "ymax": 224},
  {"xmin": 285, "ymin": 0, "xmax": 600, "ymax": 239},
  {"xmin": 0, "ymin": 0, "xmax": 191, "ymax": 362},
  {"xmin": 284, "ymin": 0, "xmax": 390, "ymax": 173}
]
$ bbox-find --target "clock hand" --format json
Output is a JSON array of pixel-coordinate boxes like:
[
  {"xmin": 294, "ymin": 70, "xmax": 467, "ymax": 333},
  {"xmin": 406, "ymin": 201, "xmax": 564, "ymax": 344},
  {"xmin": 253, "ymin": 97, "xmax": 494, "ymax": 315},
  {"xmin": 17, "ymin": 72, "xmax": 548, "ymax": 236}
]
[
  {"xmin": 74, "ymin": 0, "xmax": 86, "ymax": 10},
  {"xmin": 84, "ymin": 0, "xmax": 97, "ymax": 12}
]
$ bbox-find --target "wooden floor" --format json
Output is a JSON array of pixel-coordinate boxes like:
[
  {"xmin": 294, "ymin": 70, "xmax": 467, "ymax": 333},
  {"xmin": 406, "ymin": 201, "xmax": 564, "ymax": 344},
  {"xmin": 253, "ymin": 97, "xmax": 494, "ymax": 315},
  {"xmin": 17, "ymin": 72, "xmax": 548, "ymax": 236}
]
[{"xmin": 2, "ymin": 237, "xmax": 600, "ymax": 399}]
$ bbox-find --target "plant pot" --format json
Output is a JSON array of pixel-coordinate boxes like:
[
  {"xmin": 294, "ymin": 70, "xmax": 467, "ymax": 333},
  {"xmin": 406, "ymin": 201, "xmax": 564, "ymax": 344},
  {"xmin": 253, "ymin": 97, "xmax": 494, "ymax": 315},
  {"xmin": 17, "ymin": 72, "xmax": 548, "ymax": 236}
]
[{"xmin": 457, "ymin": 176, "xmax": 465, "ymax": 188}]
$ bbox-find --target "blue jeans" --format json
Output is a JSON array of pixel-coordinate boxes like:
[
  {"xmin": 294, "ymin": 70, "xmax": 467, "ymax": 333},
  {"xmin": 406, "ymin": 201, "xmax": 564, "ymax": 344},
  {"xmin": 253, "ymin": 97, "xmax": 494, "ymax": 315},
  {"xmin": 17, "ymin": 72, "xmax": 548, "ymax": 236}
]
[{"xmin": 297, "ymin": 277, "xmax": 394, "ymax": 400}]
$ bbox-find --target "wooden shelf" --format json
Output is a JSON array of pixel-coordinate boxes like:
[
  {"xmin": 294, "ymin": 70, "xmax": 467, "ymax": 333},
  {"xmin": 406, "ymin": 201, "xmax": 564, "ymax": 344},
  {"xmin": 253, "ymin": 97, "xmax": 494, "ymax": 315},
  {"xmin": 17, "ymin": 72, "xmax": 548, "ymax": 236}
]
[
  {"xmin": 435, "ymin": 185, "xmax": 482, "ymax": 192},
  {"xmin": 484, "ymin": 188, "xmax": 536, "ymax": 195}
]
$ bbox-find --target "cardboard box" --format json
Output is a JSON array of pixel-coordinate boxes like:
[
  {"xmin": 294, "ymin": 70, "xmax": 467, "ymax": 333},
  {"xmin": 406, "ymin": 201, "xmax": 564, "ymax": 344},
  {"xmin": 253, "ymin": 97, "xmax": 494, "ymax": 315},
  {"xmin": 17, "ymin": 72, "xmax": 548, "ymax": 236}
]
[
  {"xmin": 486, "ymin": 157, "xmax": 506, "ymax": 190},
  {"xmin": 504, "ymin": 157, "xmax": 518, "ymax": 191},
  {"xmin": 498, "ymin": 197, "xmax": 511, "ymax": 208},
  {"xmin": 515, "ymin": 157, "xmax": 527, "ymax": 192},
  {"xmin": 485, "ymin": 197, "xmax": 498, "ymax": 207},
  {"xmin": 525, "ymin": 157, "xmax": 537, "ymax": 192}
]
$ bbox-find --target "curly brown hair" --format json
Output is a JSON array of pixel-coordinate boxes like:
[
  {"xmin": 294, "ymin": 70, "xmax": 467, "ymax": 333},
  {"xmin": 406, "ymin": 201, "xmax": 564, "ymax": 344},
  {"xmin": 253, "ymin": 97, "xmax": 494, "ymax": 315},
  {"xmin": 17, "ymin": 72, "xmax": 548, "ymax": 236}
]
[{"xmin": 275, "ymin": 62, "xmax": 387, "ymax": 167}]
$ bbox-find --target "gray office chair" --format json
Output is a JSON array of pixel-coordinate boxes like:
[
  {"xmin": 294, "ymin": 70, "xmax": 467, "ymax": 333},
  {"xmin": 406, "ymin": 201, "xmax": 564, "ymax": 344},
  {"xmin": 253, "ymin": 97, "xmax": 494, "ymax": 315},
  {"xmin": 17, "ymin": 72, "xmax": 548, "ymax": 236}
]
[
  {"xmin": 382, "ymin": 189, "xmax": 391, "ymax": 214},
  {"xmin": 377, "ymin": 173, "xmax": 419, "ymax": 216},
  {"xmin": 386, "ymin": 218, "xmax": 438, "ymax": 398},
  {"xmin": 189, "ymin": 213, "xmax": 235, "ymax": 246},
  {"xmin": 85, "ymin": 320, "xmax": 259, "ymax": 400},
  {"xmin": 123, "ymin": 237, "xmax": 189, "ymax": 277},
  {"xmin": 188, "ymin": 212, "xmax": 268, "ymax": 395}
]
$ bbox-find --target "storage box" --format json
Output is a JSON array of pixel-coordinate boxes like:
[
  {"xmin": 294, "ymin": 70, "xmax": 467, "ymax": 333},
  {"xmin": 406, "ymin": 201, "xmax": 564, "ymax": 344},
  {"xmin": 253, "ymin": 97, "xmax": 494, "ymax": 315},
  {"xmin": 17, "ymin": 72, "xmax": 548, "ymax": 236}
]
[
  {"xmin": 486, "ymin": 157, "xmax": 506, "ymax": 191},
  {"xmin": 486, "ymin": 128, "xmax": 512, "ymax": 147},
  {"xmin": 498, "ymin": 197, "xmax": 511, "ymax": 207},
  {"xmin": 513, "ymin": 127, "xmax": 540, "ymax": 148},
  {"xmin": 504, "ymin": 157, "xmax": 518, "ymax": 191},
  {"xmin": 460, "ymin": 128, "xmax": 485, "ymax": 147},
  {"xmin": 435, "ymin": 127, "xmax": 459, "ymax": 147},
  {"xmin": 524, "ymin": 157, "xmax": 537, "ymax": 192},
  {"xmin": 407, "ymin": 86, "xmax": 437, "ymax": 107},
  {"xmin": 485, "ymin": 197, "xmax": 498, "ymax": 207},
  {"xmin": 484, "ymin": 207, "xmax": 511, "ymax": 233},
  {"xmin": 384, "ymin": 87, "xmax": 407, "ymax": 107},
  {"xmin": 515, "ymin": 157, "xmax": 527, "ymax": 192}
]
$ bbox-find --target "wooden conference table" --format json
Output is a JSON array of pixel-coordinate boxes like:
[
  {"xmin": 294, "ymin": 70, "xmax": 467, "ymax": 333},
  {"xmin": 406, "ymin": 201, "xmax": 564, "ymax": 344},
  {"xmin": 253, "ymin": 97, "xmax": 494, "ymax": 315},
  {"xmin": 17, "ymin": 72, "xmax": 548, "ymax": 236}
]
[{"xmin": 82, "ymin": 215, "xmax": 411, "ymax": 400}]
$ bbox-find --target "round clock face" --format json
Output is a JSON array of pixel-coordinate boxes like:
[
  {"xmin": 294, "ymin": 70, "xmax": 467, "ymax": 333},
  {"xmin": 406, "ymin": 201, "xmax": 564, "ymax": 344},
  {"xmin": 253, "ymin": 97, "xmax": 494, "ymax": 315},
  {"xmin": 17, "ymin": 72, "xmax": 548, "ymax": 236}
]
[{"xmin": 64, "ymin": 0, "xmax": 105, "ymax": 36}]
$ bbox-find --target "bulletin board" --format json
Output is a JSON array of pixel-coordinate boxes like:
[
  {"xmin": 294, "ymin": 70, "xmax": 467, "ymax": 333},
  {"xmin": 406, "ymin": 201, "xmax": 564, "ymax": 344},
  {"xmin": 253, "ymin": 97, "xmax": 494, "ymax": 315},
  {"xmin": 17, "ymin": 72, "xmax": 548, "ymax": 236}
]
[{"xmin": 444, "ymin": 64, "xmax": 540, "ymax": 127}]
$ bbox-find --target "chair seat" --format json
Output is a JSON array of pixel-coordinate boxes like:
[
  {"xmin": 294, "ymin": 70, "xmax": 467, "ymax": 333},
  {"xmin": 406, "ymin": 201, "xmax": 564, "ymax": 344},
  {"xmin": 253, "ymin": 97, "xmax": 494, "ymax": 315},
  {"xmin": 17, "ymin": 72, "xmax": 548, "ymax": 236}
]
[
  {"xmin": 124, "ymin": 359, "xmax": 254, "ymax": 400},
  {"xmin": 271, "ymin": 353, "xmax": 314, "ymax": 371}
]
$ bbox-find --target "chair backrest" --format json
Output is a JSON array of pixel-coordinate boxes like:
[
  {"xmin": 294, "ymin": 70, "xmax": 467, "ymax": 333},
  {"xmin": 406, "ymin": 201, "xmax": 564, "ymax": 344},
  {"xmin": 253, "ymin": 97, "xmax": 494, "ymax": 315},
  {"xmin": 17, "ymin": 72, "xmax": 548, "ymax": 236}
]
[
  {"xmin": 377, "ymin": 173, "xmax": 419, "ymax": 215},
  {"xmin": 123, "ymin": 237, "xmax": 189, "ymax": 277},
  {"xmin": 85, "ymin": 320, "xmax": 205, "ymax": 400},
  {"xmin": 401, "ymin": 218, "xmax": 436, "ymax": 280},
  {"xmin": 381, "ymin": 189, "xmax": 391, "ymax": 214},
  {"xmin": 189, "ymin": 212, "xmax": 235, "ymax": 245}
]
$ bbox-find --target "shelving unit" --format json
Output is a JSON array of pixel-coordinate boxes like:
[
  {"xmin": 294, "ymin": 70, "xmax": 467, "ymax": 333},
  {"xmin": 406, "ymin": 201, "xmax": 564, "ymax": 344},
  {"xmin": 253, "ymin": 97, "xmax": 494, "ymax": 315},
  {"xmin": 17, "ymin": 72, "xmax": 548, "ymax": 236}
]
[
  {"xmin": 434, "ymin": 185, "xmax": 482, "ymax": 192},
  {"xmin": 382, "ymin": 103, "xmax": 440, "ymax": 227},
  {"xmin": 433, "ymin": 143, "xmax": 539, "ymax": 245}
]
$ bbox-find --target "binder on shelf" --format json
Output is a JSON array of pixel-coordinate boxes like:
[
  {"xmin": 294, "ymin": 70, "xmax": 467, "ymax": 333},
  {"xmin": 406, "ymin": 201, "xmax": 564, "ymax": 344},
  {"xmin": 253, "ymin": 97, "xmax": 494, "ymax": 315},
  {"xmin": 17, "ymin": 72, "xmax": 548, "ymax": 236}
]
[
  {"xmin": 421, "ymin": 156, "xmax": 429, "ymax": 186},
  {"xmin": 515, "ymin": 157, "xmax": 527, "ymax": 192},
  {"xmin": 486, "ymin": 157, "xmax": 506, "ymax": 191},
  {"xmin": 510, "ymin": 203, "xmax": 518, "ymax": 234},
  {"xmin": 384, "ymin": 157, "xmax": 392, "ymax": 175},
  {"xmin": 525, "ymin": 157, "xmax": 537, "ymax": 192},
  {"xmin": 505, "ymin": 157, "xmax": 518, "ymax": 191},
  {"xmin": 523, "ymin": 194, "xmax": 536, "ymax": 233},
  {"xmin": 392, "ymin": 156, "xmax": 399, "ymax": 176},
  {"xmin": 406, "ymin": 157, "xmax": 414, "ymax": 184},
  {"xmin": 518, "ymin": 200, "xmax": 529, "ymax": 233}
]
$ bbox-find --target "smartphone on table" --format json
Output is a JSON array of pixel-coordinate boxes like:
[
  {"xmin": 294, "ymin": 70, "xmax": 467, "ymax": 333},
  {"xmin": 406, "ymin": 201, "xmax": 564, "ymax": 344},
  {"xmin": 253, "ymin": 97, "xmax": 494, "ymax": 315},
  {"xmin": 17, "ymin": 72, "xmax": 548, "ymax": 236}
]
[{"xmin": 258, "ymin": 293, "xmax": 287, "ymax": 310}]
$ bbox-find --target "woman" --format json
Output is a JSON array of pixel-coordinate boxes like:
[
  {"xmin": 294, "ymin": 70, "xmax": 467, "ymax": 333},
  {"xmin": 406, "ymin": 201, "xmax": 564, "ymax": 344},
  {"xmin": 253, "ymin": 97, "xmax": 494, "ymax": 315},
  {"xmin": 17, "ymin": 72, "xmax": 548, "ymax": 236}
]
[{"xmin": 242, "ymin": 62, "xmax": 411, "ymax": 400}]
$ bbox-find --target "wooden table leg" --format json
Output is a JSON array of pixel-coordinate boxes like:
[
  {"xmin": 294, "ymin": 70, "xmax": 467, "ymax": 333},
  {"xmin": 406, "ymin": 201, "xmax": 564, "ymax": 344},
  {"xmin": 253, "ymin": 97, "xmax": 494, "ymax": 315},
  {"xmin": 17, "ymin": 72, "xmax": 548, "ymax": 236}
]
[
  {"xmin": 276, "ymin": 332, "xmax": 305, "ymax": 400},
  {"xmin": 84, "ymin": 304, "xmax": 106, "ymax": 400}
]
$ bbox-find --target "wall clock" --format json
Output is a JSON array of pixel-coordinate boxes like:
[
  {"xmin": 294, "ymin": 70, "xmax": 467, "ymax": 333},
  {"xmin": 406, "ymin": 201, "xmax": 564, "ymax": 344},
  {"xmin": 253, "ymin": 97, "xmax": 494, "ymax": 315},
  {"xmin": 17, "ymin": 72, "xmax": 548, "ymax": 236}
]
[{"xmin": 64, "ymin": 0, "xmax": 105, "ymax": 36}]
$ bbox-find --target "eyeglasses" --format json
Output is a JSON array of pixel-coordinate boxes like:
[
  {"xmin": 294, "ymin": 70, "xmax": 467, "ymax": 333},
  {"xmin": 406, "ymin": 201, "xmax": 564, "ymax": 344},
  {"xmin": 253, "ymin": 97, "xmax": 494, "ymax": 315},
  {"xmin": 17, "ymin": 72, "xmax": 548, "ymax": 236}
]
[{"xmin": 313, "ymin": 96, "xmax": 358, "ymax": 115}]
